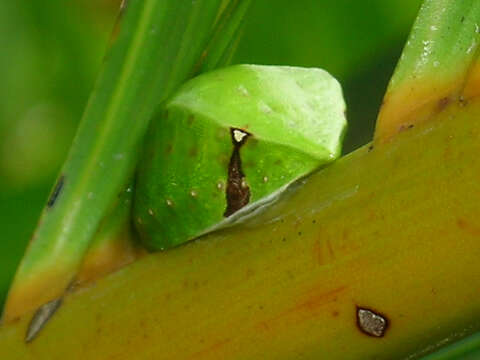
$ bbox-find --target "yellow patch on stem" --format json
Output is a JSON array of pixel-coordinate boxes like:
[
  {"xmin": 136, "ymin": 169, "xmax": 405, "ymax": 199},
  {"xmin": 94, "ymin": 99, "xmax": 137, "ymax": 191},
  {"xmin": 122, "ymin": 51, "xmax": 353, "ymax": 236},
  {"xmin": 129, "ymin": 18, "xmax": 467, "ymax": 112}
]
[
  {"xmin": 376, "ymin": 61, "xmax": 480, "ymax": 143},
  {"xmin": 76, "ymin": 233, "xmax": 145, "ymax": 286},
  {"xmin": 375, "ymin": 75, "xmax": 462, "ymax": 142},
  {"xmin": 2, "ymin": 266, "xmax": 72, "ymax": 323}
]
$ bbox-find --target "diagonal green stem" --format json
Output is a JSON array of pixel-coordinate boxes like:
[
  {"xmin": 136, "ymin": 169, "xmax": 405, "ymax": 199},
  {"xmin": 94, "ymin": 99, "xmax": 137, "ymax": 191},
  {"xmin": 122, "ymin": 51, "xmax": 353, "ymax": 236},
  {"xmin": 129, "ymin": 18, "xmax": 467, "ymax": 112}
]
[
  {"xmin": 375, "ymin": 0, "xmax": 480, "ymax": 142},
  {"xmin": 3, "ymin": 0, "xmax": 233, "ymax": 321},
  {"xmin": 74, "ymin": 0, "xmax": 253, "ymax": 288},
  {"xmin": 196, "ymin": 0, "xmax": 253, "ymax": 73},
  {"xmin": 420, "ymin": 332, "xmax": 480, "ymax": 360}
]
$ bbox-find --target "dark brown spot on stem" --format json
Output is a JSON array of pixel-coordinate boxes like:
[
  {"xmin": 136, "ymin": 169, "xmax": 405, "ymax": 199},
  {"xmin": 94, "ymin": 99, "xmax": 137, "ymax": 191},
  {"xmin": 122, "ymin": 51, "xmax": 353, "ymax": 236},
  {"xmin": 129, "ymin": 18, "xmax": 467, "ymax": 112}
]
[
  {"xmin": 437, "ymin": 97, "xmax": 450, "ymax": 112},
  {"xmin": 398, "ymin": 124, "xmax": 414, "ymax": 133},
  {"xmin": 356, "ymin": 306, "xmax": 389, "ymax": 337},
  {"xmin": 224, "ymin": 128, "xmax": 250, "ymax": 217},
  {"xmin": 47, "ymin": 175, "xmax": 65, "ymax": 208}
]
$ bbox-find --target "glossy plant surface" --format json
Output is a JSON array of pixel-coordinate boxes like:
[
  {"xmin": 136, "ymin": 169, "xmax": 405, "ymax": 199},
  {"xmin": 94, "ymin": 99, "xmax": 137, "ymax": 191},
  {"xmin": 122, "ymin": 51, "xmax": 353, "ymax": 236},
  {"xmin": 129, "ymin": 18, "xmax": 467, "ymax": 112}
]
[{"xmin": 1, "ymin": 97, "xmax": 479, "ymax": 359}]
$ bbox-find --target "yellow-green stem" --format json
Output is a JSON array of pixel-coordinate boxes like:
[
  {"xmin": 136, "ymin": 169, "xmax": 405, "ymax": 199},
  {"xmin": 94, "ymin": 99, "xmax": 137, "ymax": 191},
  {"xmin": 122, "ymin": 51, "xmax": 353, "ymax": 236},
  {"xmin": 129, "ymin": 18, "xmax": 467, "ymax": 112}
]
[{"xmin": 1, "ymin": 96, "xmax": 480, "ymax": 359}]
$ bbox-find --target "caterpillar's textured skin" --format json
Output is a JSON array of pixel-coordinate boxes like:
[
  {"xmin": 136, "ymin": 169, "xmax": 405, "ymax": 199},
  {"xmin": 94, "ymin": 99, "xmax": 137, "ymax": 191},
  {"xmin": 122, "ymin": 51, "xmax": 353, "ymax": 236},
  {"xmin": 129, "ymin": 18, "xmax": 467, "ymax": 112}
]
[{"xmin": 134, "ymin": 65, "xmax": 347, "ymax": 250}]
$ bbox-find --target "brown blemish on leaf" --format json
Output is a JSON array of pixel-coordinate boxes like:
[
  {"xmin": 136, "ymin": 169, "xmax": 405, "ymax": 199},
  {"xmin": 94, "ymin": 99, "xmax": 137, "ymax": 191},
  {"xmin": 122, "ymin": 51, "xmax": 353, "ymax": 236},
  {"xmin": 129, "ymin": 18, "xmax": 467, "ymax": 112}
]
[
  {"xmin": 47, "ymin": 175, "xmax": 65, "ymax": 208},
  {"xmin": 313, "ymin": 234, "xmax": 337, "ymax": 266},
  {"xmin": 256, "ymin": 286, "xmax": 347, "ymax": 332},
  {"xmin": 245, "ymin": 268, "xmax": 255, "ymax": 279},
  {"xmin": 398, "ymin": 124, "xmax": 414, "ymax": 133},
  {"xmin": 437, "ymin": 97, "xmax": 450, "ymax": 112},
  {"xmin": 188, "ymin": 338, "xmax": 232, "ymax": 359},
  {"xmin": 312, "ymin": 240, "xmax": 323, "ymax": 265},
  {"xmin": 457, "ymin": 218, "xmax": 480, "ymax": 237},
  {"xmin": 326, "ymin": 239, "xmax": 335, "ymax": 258},
  {"xmin": 107, "ymin": 0, "xmax": 129, "ymax": 50},
  {"xmin": 224, "ymin": 128, "xmax": 251, "ymax": 217},
  {"xmin": 257, "ymin": 321, "xmax": 270, "ymax": 332}
]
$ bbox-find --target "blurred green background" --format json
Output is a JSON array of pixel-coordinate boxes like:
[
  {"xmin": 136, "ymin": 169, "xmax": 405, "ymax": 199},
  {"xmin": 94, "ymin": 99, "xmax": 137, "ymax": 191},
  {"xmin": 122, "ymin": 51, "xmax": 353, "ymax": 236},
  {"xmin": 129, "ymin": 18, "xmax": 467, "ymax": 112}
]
[{"xmin": 0, "ymin": 0, "xmax": 422, "ymax": 305}]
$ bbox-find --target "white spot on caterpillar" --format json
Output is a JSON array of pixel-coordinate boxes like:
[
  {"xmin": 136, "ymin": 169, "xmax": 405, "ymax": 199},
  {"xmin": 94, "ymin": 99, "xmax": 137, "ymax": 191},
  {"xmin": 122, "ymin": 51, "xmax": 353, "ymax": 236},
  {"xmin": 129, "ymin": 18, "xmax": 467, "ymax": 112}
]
[
  {"xmin": 241, "ymin": 179, "xmax": 248, "ymax": 188},
  {"xmin": 137, "ymin": 217, "xmax": 143, "ymax": 224},
  {"xmin": 148, "ymin": 208, "xmax": 154, "ymax": 216},
  {"xmin": 233, "ymin": 129, "xmax": 248, "ymax": 144},
  {"xmin": 190, "ymin": 190, "xmax": 198, "ymax": 197},
  {"xmin": 258, "ymin": 101, "xmax": 272, "ymax": 114},
  {"xmin": 216, "ymin": 182, "xmax": 224, "ymax": 190},
  {"xmin": 166, "ymin": 199, "xmax": 173, "ymax": 207},
  {"xmin": 467, "ymin": 41, "xmax": 476, "ymax": 54},
  {"xmin": 237, "ymin": 85, "xmax": 249, "ymax": 96},
  {"xmin": 263, "ymin": 176, "xmax": 268, "ymax": 183}
]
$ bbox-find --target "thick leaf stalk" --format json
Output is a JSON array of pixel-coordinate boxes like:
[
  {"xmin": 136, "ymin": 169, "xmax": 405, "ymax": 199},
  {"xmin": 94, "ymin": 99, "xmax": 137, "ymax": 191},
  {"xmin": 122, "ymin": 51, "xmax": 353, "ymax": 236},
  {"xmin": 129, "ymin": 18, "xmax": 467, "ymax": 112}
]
[{"xmin": 1, "ymin": 98, "xmax": 480, "ymax": 358}]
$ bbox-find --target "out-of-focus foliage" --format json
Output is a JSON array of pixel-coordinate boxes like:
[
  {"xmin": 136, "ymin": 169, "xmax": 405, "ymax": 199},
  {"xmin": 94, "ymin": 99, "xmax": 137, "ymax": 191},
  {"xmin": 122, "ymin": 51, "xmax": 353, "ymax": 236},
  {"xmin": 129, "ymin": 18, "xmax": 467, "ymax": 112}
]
[
  {"xmin": 0, "ymin": 0, "xmax": 421, "ymax": 305},
  {"xmin": 0, "ymin": 0, "xmax": 119, "ymax": 305}
]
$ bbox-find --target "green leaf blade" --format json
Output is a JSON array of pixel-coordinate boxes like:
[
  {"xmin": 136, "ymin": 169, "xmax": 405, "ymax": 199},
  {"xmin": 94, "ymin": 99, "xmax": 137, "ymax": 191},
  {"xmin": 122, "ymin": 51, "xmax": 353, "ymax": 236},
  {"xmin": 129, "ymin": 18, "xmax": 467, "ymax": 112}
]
[{"xmin": 3, "ymin": 0, "xmax": 227, "ymax": 321}]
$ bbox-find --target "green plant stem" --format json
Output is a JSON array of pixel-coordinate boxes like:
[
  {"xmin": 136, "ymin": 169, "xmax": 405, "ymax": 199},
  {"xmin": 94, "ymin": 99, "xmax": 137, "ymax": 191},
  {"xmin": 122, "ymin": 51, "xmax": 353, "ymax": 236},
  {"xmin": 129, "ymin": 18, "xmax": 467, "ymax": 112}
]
[
  {"xmin": 420, "ymin": 332, "xmax": 480, "ymax": 360},
  {"xmin": 75, "ymin": 0, "xmax": 253, "ymax": 288},
  {"xmin": 197, "ymin": 0, "xmax": 253, "ymax": 73},
  {"xmin": 3, "ymin": 0, "xmax": 229, "ymax": 321},
  {"xmin": 375, "ymin": 0, "xmax": 480, "ymax": 142},
  {"xmin": 2, "ymin": 96, "xmax": 480, "ymax": 359}
]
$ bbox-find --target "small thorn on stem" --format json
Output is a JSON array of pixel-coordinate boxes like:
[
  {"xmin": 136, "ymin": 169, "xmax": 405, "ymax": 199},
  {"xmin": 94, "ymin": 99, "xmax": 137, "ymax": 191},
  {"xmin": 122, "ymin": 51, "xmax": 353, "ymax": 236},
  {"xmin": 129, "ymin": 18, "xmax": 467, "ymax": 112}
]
[{"xmin": 25, "ymin": 298, "xmax": 63, "ymax": 343}]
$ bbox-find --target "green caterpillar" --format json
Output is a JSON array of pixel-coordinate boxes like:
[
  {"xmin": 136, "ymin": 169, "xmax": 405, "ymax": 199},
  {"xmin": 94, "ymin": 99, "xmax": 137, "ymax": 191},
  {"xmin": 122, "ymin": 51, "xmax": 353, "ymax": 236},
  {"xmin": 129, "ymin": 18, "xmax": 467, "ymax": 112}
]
[{"xmin": 134, "ymin": 64, "xmax": 347, "ymax": 250}]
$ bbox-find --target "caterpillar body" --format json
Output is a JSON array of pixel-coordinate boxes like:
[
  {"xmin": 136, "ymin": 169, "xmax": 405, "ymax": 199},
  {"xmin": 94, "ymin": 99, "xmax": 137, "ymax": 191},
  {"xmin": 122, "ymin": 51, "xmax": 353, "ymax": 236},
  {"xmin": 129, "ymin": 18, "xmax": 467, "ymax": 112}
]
[{"xmin": 134, "ymin": 64, "xmax": 347, "ymax": 250}]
